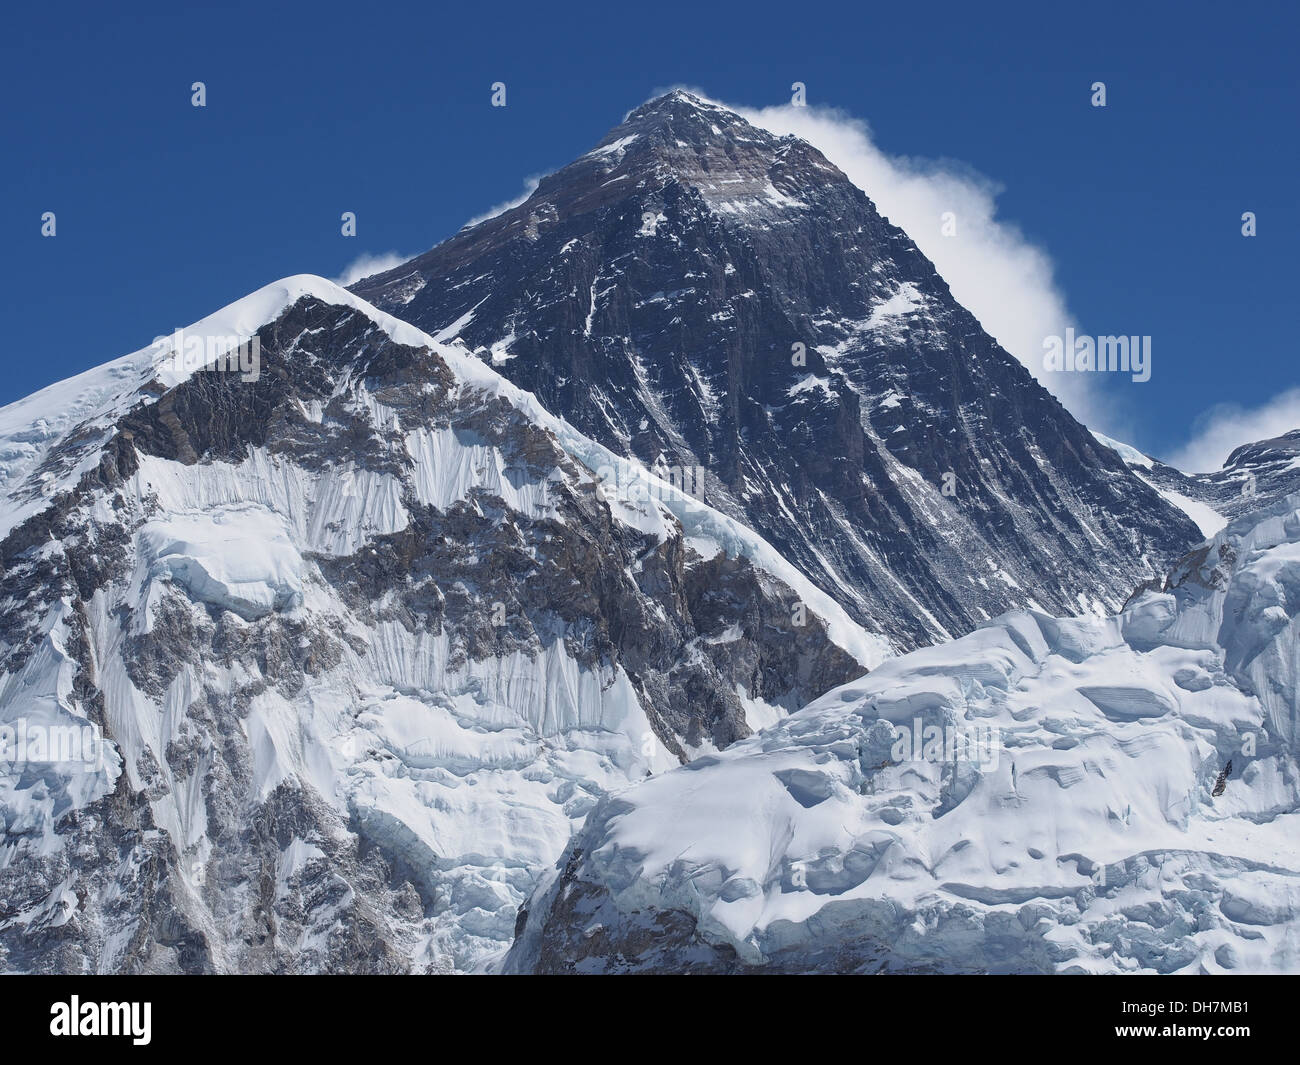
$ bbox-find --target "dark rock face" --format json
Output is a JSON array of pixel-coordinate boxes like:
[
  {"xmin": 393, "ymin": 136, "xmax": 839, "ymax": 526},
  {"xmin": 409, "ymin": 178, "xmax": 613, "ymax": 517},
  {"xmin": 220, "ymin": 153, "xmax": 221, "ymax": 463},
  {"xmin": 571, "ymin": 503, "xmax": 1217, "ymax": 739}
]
[
  {"xmin": 355, "ymin": 90, "xmax": 1201, "ymax": 649},
  {"xmin": 0, "ymin": 289, "xmax": 863, "ymax": 973}
]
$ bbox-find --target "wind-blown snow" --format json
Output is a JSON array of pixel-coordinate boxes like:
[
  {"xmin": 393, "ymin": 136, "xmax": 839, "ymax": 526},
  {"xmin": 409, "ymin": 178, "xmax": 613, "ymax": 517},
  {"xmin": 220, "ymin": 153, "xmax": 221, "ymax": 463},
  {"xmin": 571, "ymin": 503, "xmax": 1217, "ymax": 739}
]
[{"xmin": 1092, "ymin": 430, "xmax": 1154, "ymax": 470}]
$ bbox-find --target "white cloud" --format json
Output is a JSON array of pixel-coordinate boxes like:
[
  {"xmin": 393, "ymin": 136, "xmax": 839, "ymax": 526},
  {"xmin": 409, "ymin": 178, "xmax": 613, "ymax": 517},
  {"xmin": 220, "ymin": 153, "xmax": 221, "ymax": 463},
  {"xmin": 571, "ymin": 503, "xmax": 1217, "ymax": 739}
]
[
  {"xmin": 463, "ymin": 175, "xmax": 543, "ymax": 229},
  {"xmin": 722, "ymin": 99, "xmax": 1106, "ymax": 422},
  {"xmin": 334, "ymin": 174, "xmax": 547, "ymax": 289},
  {"xmin": 333, "ymin": 251, "xmax": 417, "ymax": 287},
  {"xmin": 1166, "ymin": 389, "xmax": 1300, "ymax": 473},
  {"xmin": 637, "ymin": 87, "xmax": 1119, "ymax": 429}
]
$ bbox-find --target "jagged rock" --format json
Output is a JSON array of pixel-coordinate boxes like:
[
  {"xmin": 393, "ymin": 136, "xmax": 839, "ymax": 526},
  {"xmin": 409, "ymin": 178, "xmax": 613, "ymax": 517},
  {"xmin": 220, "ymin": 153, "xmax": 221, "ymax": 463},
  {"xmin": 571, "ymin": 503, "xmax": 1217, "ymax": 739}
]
[
  {"xmin": 0, "ymin": 277, "xmax": 876, "ymax": 973},
  {"xmin": 356, "ymin": 90, "xmax": 1202, "ymax": 650}
]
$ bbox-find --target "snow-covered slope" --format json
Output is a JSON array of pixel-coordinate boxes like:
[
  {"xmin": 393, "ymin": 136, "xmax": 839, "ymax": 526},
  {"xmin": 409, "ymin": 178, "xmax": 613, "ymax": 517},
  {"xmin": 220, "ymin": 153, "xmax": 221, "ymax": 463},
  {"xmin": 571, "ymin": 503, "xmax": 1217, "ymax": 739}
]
[
  {"xmin": 507, "ymin": 493, "xmax": 1300, "ymax": 973},
  {"xmin": 0, "ymin": 276, "xmax": 881, "ymax": 973},
  {"xmin": 1094, "ymin": 428, "xmax": 1300, "ymax": 538}
]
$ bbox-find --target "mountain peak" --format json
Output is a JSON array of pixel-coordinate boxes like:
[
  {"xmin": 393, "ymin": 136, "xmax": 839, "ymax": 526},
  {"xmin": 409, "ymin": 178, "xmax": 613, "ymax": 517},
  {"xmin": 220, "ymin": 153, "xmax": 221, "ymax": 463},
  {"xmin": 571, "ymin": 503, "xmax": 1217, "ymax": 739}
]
[
  {"xmin": 365, "ymin": 91, "xmax": 844, "ymax": 289},
  {"xmin": 1224, "ymin": 429, "xmax": 1300, "ymax": 471},
  {"xmin": 620, "ymin": 89, "xmax": 740, "ymax": 125},
  {"xmin": 591, "ymin": 89, "xmax": 794, "ymax": 165},
  {"xmin": 353, "ymin": 95, "xmax": 1201, "ymax": 651}
]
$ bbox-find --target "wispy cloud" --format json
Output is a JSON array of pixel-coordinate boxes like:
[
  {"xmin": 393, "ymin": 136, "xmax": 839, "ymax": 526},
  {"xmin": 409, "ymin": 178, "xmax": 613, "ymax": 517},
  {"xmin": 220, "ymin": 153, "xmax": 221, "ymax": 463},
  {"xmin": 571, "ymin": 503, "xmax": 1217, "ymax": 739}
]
[
  {"xmin": 1166, "ymin": 389, "xmax": 1300, "ymax": 473},
  {"xmin": 333, "ymin": 251, "xmax": 418, "ymax": 287},
  {"xmin": 335, "ymin": 176, "xmax": 545, "ymax": 289},
  {"xmin": 463, "ymin": 175, "xmax": 543, "ymax": 229},
  {"xmin": 725, "ymin": 98, "xmax": 1105, "ymax": 423}
]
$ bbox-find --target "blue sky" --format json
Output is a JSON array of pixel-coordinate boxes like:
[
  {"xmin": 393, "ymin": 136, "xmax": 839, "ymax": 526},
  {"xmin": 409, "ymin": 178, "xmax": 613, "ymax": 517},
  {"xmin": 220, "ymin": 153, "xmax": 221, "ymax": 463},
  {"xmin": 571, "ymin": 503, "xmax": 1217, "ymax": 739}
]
[{"xmin": 2, "ymin": 0, "xmax": 1295, "ymax": 469}]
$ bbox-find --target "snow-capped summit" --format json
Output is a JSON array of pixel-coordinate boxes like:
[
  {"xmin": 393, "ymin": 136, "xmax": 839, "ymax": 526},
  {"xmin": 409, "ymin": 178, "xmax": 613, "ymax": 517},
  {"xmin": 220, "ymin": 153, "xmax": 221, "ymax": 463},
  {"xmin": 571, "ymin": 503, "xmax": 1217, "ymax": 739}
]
[
  {"xmin": 0, "ymin": 274, "xmax": 879, "ymax": 973},
  {"xmin": 355, "ymin": 91, "xmax": 1203, "ymax": 649}
]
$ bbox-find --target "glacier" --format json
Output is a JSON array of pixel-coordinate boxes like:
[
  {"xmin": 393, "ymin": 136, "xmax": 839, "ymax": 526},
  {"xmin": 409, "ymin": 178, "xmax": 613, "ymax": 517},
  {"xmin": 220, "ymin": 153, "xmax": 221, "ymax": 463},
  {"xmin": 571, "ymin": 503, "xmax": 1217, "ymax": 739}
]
[{"xmin": 508, "ymin": 493, "xmax": 1300, "ymax": 973}]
